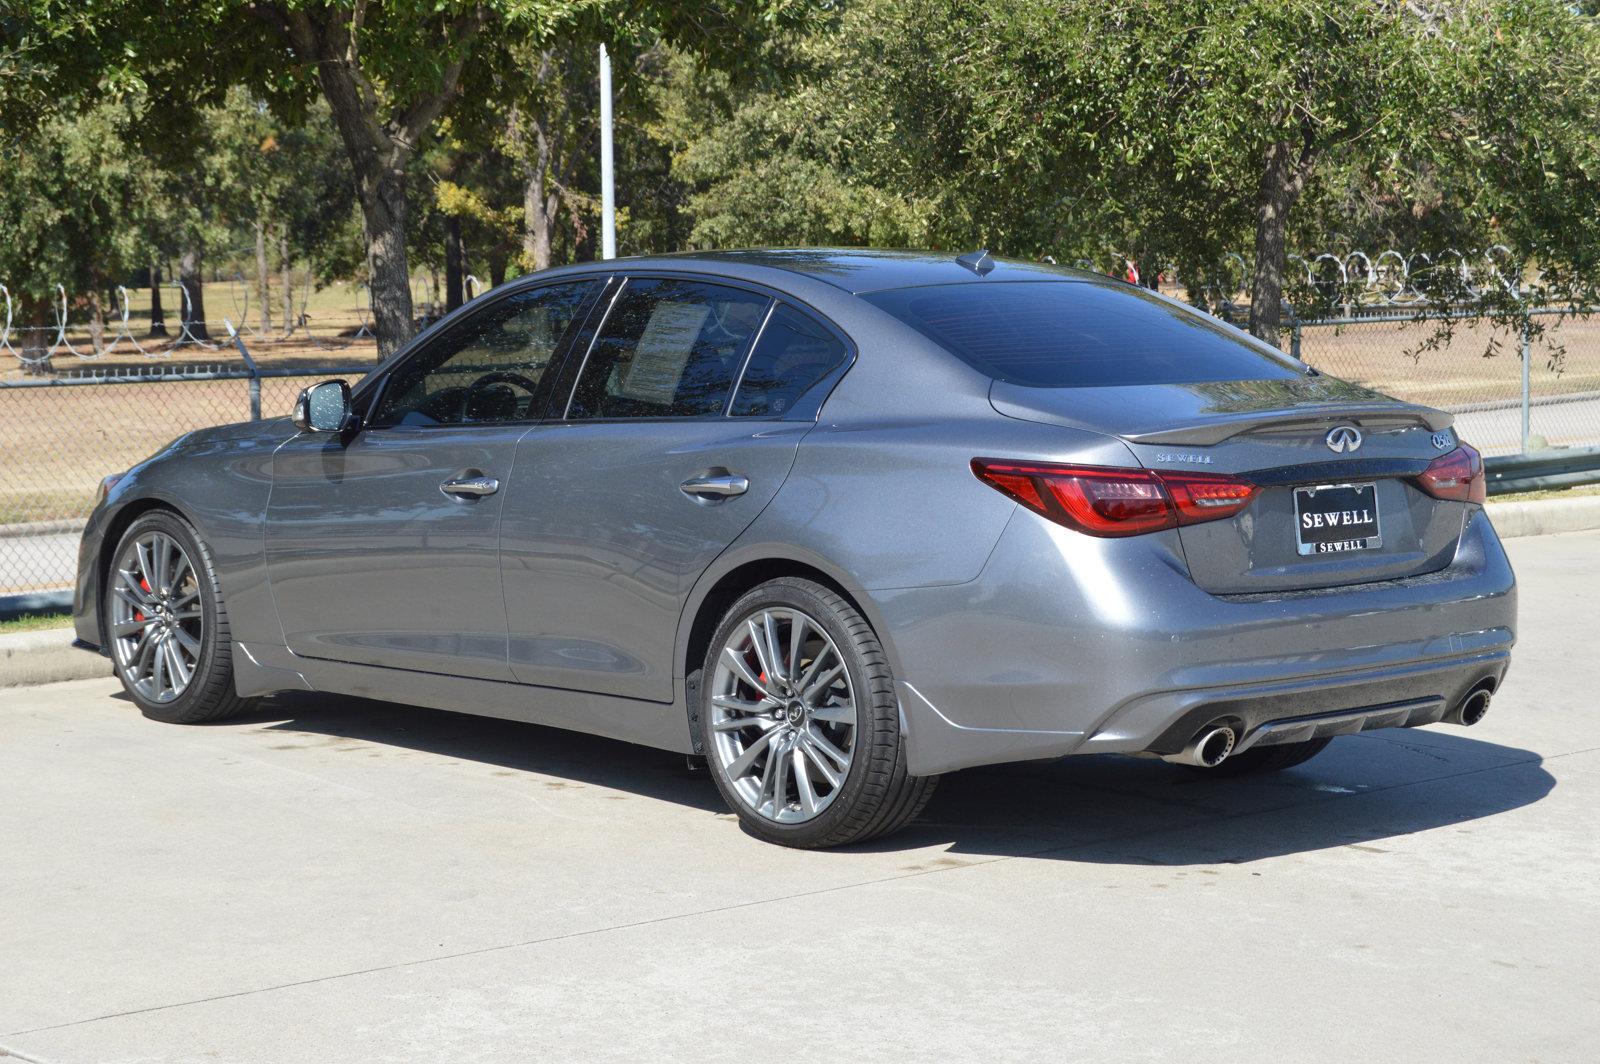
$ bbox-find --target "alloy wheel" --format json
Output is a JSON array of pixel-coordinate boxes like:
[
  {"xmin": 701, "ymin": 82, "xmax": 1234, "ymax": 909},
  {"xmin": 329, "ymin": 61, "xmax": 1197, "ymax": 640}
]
[
  {"xmin": 709, "ymin": 607, "xmax": 857, "ymax": 824},
  {"xmin": 109, "ymin": 531, "xmax": 203, "ymax": 705}
]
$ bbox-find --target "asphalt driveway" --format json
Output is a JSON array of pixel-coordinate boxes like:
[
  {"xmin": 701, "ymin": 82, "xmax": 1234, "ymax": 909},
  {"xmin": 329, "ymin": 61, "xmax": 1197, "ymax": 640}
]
[{"xmin": 3, "ymin": 532, "xmax": 1597, "ymax": 1063}]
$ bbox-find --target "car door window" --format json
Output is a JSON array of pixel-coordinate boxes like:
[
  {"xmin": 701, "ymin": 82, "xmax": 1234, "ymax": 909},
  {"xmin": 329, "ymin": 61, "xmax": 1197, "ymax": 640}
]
[
  {"xmin": 730, "ymin": 303, "xmax": 849, "ymax": 418},
  {"xmin": 566, "ymin": 278, "xmax": 770, "ymax": 420},
  {"xmin": 369, "ymin": 280, "xmax": 598, "ymax": 428}
]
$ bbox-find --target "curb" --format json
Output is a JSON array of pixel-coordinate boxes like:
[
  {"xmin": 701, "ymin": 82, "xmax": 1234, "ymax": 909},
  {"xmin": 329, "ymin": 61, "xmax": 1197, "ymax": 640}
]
[
  {"xmin": 1485, "ymin": 495, "xmax": 1600, "ymax": 539},
  {"xmin": 0, "ymin": 628, "xmax": 110, "ymax": 688}
]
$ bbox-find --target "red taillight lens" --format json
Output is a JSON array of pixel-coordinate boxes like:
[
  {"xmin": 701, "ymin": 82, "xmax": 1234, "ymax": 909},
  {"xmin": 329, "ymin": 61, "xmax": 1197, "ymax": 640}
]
[
  {"xmin": 1415, "ymin": 443, "xmax": 1485, "ymax": 505},
  {"xmin": 1161, "ymin": 473, "xmax": 1259, "ymax": 524},
  {"xmin": 971, "ymin": 459, "xmax": 1257, "ymax": 537}
]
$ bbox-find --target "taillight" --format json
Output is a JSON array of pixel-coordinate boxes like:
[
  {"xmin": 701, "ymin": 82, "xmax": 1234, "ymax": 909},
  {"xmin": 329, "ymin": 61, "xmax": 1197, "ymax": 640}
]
[
  {"xmin": 971, "ymin": 459, "xmax": 1258, "ymax": 537},
  {"xmin": 1414, "ymin": 443, "xmax": 1485, "ymax": 505}
]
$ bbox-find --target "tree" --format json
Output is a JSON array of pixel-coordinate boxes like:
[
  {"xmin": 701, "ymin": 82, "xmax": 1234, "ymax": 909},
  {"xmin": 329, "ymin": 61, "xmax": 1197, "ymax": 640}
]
[
  {"xmin": 668, "ymin": 0, "xmax": 1600, "ymax": 346},
  {"xmin": 0, "ymin": 99, "xmax": 153, "ymax": 368}
]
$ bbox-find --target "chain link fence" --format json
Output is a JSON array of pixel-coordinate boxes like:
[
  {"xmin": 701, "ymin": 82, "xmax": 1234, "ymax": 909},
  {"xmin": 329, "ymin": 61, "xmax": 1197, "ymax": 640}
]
[
  {"xmin": 1, "ymin": 344, "xmax": 374, "ymax": 604},
  {"xmin": 1291, "ymin": 308, "xmax": 1600, "ymax": 458},
  {"xmin": 3, "ymin": 293, "xmax": 1599, "ymax": 606}
]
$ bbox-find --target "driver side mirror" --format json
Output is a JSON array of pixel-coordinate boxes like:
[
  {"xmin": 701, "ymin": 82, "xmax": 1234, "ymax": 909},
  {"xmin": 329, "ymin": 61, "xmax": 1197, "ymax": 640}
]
[{"xmin": 292, "ymin": 379, "xmax": 355, "ymax": 434}]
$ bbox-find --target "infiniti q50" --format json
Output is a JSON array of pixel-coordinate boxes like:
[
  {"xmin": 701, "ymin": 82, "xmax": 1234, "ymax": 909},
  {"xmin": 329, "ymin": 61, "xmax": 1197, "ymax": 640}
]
[{"xmin": 73, "ymin": 249, "xmax": 1515, "ymax": 847}]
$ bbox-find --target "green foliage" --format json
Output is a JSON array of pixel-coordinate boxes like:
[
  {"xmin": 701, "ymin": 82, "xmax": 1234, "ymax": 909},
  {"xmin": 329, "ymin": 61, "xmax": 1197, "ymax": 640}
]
[
  {"xmin": 2, "ymin": 0, "xmax": 1596, "ymax": 357},
  {"xmin": 668, "ymin": 0, "xmax": 1600, "ymax": 317}
]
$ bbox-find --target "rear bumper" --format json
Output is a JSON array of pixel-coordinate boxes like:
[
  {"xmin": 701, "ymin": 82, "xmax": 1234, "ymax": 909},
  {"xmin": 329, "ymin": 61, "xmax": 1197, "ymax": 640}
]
[{"xmin": 877, "ymin": 507, "xmax": 1516, "ymax": 776}]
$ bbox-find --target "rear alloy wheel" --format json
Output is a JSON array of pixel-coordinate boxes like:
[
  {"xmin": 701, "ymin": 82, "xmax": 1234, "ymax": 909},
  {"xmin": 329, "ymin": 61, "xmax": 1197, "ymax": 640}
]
[
  {"xmin": 106, "ymin": 510, "xmax": 254, "ymax": 724},
  {"xmin": 700, "ymin": 578, "xmax": 936, "ymax": 848}
]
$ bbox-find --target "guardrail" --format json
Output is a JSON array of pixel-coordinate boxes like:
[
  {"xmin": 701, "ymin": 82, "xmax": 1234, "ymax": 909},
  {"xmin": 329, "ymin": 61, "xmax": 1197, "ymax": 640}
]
[{"xmin": 1485, "ymin": 446, "xmax": 1600, "ymax": 496}]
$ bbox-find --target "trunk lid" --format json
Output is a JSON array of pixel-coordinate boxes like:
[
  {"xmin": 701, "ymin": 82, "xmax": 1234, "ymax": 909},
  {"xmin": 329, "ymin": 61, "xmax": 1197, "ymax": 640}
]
[{"xmin": 990, "ymin": 376, "xmax": 1471, "ymax": 594}]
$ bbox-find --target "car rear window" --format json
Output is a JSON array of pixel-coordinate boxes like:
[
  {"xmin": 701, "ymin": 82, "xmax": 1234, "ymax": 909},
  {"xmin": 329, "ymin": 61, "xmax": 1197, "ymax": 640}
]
[{"xmin": 861, "ymin": 281, "xmax": 1302, "ymax": 388}]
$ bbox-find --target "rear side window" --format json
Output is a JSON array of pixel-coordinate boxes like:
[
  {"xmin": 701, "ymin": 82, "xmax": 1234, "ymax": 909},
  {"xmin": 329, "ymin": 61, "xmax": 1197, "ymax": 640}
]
[
  {"xmin": 567, "ymin": 278, "xmax": 770, "ymax": 419},
  {"xmin": 862, "ymin": 281, "xmax": 1301, "ymax": 388},
  {"xmin": 731, "ymin": 304, "xmax": 849, "ymax": 418}
]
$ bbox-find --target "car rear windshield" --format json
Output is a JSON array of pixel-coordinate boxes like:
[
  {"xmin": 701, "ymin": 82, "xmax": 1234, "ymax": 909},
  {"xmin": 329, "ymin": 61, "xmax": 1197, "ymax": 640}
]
[{"xmin": 861, "ymin": 281, "xmax": 1303, "ymax": 388}]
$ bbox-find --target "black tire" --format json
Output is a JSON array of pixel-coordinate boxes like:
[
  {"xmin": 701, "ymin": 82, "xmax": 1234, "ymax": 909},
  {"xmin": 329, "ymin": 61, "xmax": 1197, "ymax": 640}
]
[
  {"xmin": 1191, "ymin": 737, "xmax": 1333, "ymax": 778},
  {"xmin": 699, "ymin": 577, "xmax": 937, "ymax": 848},
  {"xmin": 105, "ymin": 509, "xmax": 255, "ymax": 724}
]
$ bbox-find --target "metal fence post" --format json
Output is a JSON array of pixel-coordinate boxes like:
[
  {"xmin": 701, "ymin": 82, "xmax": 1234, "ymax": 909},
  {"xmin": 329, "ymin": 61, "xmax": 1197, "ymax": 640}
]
[
  {"xmin": 1290, "ymin": 314, "xmax": 1302, "ymax": 362},
  {"xmin": 1519, "ymin": 310, "xmax": 1532, "ymax": 454},
  {"xmin": 225, "ymin": 318, "xmax": 261, "ymax": 420}
]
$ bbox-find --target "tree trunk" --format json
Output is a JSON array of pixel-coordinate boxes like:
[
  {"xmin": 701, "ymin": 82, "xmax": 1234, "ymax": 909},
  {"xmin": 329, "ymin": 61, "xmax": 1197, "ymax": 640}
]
[
  {"xmin": 445, "ymin": 214, "xmax": 465, "ymax": 311},
  {"xmin": 254, "ymin": 220, "xmax": 272, "ymax": 333},
  {"xmin": 1248, "ymin": 139, "xmax": 1311, "ymax": 349},
  {"xmin": 355, "ymin": 166, "xmax": 414, "ymax": 354},
  {"xmin": 179, "ymin": 246, "xmax": 209, "ymax": 341},
  {"xmin": 87, "ymin": 288, "xmax": 106, "ymax": 356},
  {"xmin": 281, "ymin": 8, "xmax": 485, "ymax": 357},
  {"xmin": 148, "ymin": 261, "xmax": 167, "ymax": 337},
  {"xmin": 524, "ymin": 172, "xmax": 553, "ymax": 272},
  {"xmin": 19, "ymin": 298, "xmax": 51, "ymax": 375},
  {"xmin": 280, "ymin": 233, "xmax": 294, "ymax": 333},
  {"xmin": 488, "ymin": 248, "xmax": 508, "ymax": 289}
]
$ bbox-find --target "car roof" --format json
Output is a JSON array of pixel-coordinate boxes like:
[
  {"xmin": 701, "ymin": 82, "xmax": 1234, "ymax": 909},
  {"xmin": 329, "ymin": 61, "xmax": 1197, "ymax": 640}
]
[{"xmin": 553, "ymin": 248, "xmax": 1111, "ymax": 295}]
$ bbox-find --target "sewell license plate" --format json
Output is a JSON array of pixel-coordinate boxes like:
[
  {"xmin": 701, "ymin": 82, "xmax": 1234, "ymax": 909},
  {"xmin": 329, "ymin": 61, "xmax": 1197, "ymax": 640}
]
[{"xmin": 1294, "ymin": 482, "xmax": 1382, "ymax": 555}]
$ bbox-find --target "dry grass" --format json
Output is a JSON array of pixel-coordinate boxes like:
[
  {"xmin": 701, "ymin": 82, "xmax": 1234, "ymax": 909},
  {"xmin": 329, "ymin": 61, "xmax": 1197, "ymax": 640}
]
[
  {"xmin": 0, "ymin": 369, "xmax": 367, "ymax": 524},
  {"xmin": 1296, "ymin": 313, "xmax": 1600, "ymax": 408},
  {"xmin": 3, "ymin": 284, "xmax": 1598, "ymax": 530}
]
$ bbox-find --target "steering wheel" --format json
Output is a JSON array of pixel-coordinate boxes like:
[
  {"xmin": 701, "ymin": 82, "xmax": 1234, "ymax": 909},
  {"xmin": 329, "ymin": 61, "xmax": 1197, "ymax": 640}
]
[{"xmin": 467, "ymin": 371, "xmax": 541, "ymax": 396}]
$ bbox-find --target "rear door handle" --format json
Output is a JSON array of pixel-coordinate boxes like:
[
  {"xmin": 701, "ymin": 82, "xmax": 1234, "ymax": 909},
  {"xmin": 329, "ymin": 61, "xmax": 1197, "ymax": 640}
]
[
  {"xmin": 680, "ymin": 474, "xmax": 749, "ymax": 499},
  {"xmin": 441, "ymin": 475, "xmax": 500, "ymax": 498}
]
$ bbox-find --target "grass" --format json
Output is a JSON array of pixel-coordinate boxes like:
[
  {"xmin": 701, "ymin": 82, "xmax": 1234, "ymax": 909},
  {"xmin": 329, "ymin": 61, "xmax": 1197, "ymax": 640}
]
[
  {"xmin": 1490, "ymin": 483, "xmax": 1600, "ymax": 503},
  {"xmin": 0, "ymin": 611, "xmax": 71, "ymax": 634}
]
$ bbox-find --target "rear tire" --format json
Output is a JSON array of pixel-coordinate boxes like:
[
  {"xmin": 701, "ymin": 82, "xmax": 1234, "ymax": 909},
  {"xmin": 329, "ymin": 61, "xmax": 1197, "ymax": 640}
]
[
  {"xmin": 105, "ymin": 510, "xmax": 255, "ymax": 724},
  {"xmin": 1191, "ymin": 737, "xmax": 1333, "ymax": 778},
  {"xmin": 699, "ymin": 577, "xmax": 937, "ymax": 848}
]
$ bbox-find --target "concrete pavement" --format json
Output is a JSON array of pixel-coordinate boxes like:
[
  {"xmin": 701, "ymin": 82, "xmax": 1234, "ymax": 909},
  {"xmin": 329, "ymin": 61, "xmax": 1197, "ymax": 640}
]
[{"xmin": 2, "ymin": 532, "xmax": 1598, "ymax": 1063}]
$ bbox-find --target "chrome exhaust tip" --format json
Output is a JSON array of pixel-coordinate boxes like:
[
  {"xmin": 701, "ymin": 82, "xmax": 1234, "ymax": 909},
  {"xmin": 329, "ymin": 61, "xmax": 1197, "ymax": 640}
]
[
  {"xmin": 1445, "ymin": 688, "xmax": 1492, "ymax": 727},
  {"xmin": 1162, "ymin": 725, "xmax": 1238, "ymax": 768}
]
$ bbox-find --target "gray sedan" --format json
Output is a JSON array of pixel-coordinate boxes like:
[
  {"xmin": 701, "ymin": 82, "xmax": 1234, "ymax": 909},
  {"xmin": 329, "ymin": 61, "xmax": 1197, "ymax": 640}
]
[{"xmin": 72, "ymin": 249, "xmax": 1515, "ymax": 847}]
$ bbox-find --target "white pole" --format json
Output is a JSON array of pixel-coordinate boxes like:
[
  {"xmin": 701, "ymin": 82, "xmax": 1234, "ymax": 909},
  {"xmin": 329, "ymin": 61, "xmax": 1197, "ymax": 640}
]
[{"xmin": 599, "ymin": 43, "xmax": 616, "ymax": 260}]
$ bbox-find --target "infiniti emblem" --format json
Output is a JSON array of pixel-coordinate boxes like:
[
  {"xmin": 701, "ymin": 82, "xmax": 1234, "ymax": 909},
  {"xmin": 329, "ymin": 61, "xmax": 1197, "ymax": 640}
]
[{"xmin": 1326, "ymin": 425, "xmax": 1363, "ymax": 453}]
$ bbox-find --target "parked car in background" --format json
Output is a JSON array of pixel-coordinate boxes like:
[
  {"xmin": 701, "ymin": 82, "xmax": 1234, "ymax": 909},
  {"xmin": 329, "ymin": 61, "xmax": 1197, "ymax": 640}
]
[{"xmin": 74, "ymin": 249, "xmax": 1515, "ymax": 847}]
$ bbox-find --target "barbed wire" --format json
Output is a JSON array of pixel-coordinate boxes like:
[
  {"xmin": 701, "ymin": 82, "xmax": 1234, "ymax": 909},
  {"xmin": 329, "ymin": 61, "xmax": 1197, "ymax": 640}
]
[{"xmin": 0, "ymin": 248, "xmax": 1571, "ymax": 368}]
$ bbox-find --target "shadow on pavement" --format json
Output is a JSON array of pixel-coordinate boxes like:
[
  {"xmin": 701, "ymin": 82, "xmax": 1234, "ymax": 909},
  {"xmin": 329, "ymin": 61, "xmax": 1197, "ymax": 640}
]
[{"xmin": 208, "ymin": 688, "xmax": 1555, "ymax": 865}]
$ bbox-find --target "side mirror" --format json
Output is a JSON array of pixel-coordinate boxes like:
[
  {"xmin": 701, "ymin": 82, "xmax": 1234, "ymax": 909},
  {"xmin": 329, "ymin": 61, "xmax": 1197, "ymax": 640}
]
[{"xmin": 292, "ymin": 379, "xmax": 354, "ymax": 433}]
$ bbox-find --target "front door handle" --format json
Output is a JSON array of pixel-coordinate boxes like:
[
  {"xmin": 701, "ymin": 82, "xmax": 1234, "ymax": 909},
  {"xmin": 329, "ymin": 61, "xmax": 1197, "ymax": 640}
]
[
  {"xmin": 680, "ymin": 473, "xmax": 749, "ymax": 499},
  {"xmin": 441, "ymin": 475, "xmax": 500, "ymax": 498}
]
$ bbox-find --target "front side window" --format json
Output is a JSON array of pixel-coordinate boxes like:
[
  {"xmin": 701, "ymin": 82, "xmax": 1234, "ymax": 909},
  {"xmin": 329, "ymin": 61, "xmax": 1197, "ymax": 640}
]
[
  {"xmin": 862, "ymin": 280, "xmax": 1302, "ymax": 388},
  {"xmin": 567, "ymin": 278, "xmax": 770, "ymax": 420},
  {"xmin": 730, "ymin": 304, "xmax": 849, "ymax": 418},
  {"xmin": 368, "ymin": 280, "xmax": 597, "ymax": 428}
]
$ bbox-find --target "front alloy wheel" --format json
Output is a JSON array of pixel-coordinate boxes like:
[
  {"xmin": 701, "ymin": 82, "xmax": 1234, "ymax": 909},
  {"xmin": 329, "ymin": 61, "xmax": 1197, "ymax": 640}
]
[
  {"xmin": 110, "ymin": 529, "xmax": 202, "ymax": 704},
  {"xmin": 105, "ymin": 510, "xmax": 253, "ymax": 724}
]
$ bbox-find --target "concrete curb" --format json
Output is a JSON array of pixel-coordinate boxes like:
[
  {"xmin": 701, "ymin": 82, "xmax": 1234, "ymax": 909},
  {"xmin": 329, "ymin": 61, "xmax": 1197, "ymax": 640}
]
[
  {"xmin": 1485, "ymin": 496, "xmax": 1600, "ymax": 539},
  {"xmin": 0, "ymin": 628, "xmax": 110, "ymax": 688}
]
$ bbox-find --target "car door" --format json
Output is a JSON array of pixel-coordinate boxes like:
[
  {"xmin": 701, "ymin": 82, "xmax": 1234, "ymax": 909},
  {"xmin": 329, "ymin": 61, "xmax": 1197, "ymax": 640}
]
[
  {"xmin": 264, "ymin": 279, "xmax": 601, "ymax": 679},
  {"xmin": 500, "ymin": 277, "xmax": 853, "ymax": 702}
]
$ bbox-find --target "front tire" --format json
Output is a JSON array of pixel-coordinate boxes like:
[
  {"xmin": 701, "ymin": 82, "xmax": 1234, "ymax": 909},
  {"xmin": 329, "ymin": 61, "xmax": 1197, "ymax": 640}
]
[
  {"xmin": 105, "ymin": 510, "xmax": 255, "ymax": 724},
  {"xmin": 699, "ymin": 578, "xmax": 936, "ymax": 848}
]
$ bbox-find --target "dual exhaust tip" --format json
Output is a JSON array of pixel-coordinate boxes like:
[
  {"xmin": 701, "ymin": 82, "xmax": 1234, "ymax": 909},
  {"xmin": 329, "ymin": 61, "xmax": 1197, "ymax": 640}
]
[
  {"xmin": 1445, "ymin": 686, "xmax": 1492, "ymax": 728},
  {"xmin": 1162, "ymin": 724, "xmax": 1237, "ymax": 768},
  {"xmin": 1163, "ymin": 686, "xmax": 1492, "ymax": 769}
]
